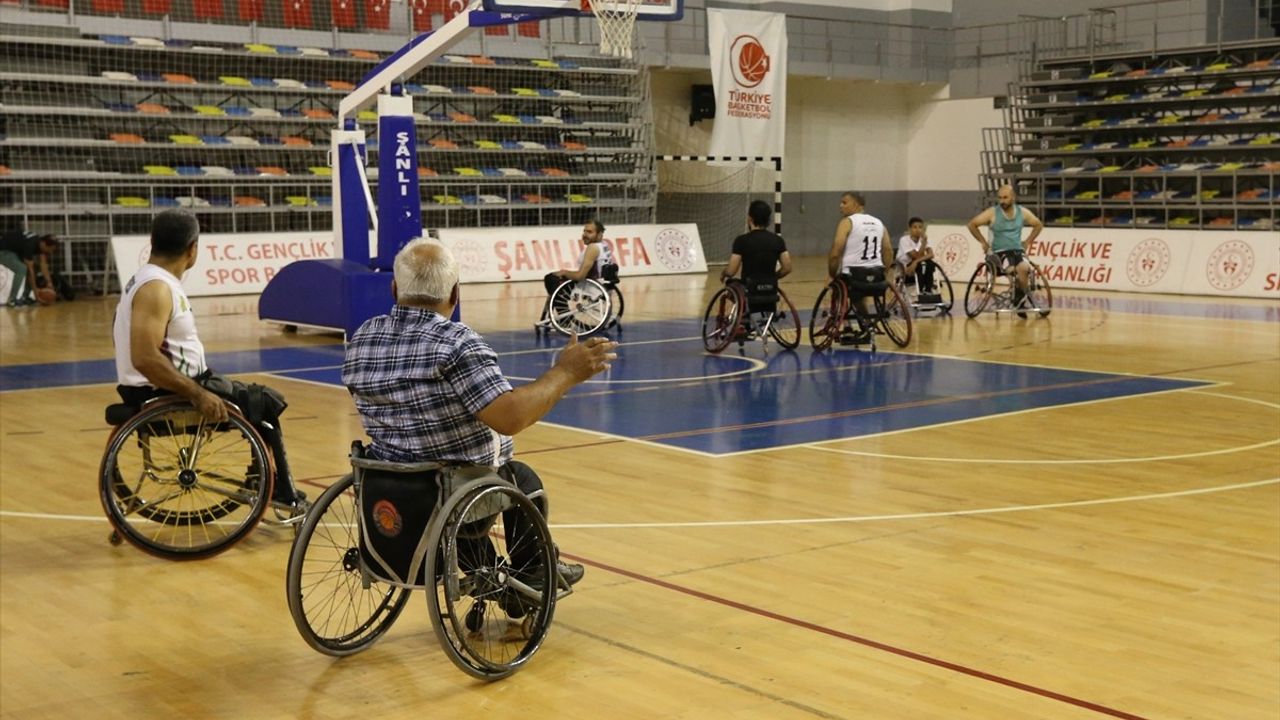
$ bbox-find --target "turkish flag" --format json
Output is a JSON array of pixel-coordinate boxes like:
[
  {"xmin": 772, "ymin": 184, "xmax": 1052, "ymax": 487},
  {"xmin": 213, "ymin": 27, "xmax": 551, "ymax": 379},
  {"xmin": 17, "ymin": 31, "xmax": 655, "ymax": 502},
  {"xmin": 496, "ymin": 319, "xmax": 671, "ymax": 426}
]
[
  {"xmin": 517, "ymin": 21, "xmax": 540, "ymax": 38},
  {"xmin": 283, "ymin": 0, "xmax": 311, "ymax": 27},
  {"xmin": 193, "ymin": 0, "xmax": 223, "ymax": 19},
  {"xmin": 411, "ymin": 0, "xmax": 436, "ymax": 31},
  {"xmin": 331, "ymin": 0, "xmax": 355, "ymax": 27},
  {"xmin": 91, "ymin": 0, "xmax": 125, "ymax": 12},
  {"xmin": 238, "ymin": 0, "xmax": 263, "ymax": 21},
  {"xmin": 441, "ymin": 0, "xmax": 464, "ymax": 22},
  {"xmin": 365, "ymin": 0, "xmax": 389, "ymax": 29},
  {"xmin": 484, "ymin": 25, "xmax": 507, "ymax": 36},
  {"xmin": 35, "ymin": 0, "xmax": 69, "ymax": 7},
  {"xmin": 141, "ymin": 0, "xmax": 171, "ymax": 13}
]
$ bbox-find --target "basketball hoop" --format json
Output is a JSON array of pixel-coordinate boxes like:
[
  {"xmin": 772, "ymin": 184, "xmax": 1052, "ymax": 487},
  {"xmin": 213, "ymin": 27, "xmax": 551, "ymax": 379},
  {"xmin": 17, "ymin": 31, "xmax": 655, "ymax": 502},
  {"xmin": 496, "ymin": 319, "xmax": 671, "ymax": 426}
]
[{"xmin": 580, "ymin": 0, "xmax": 640, "ymax": 60}]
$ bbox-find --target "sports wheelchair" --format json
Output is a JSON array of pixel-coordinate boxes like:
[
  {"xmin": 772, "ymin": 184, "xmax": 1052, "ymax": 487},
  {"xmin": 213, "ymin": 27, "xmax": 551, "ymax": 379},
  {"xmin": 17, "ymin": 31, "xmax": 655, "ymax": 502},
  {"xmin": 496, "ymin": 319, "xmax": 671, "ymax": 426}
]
[
  {"xmin": 536, "ymin": 262, "xmax": 623, "ymax": 336},
  {"xmin": 963, "ymin": 253, "xmax": 1053, "ymax": 318},
  {"xmin": 285, "ymin": 443, "xmax": 570, "ymax": 680},
  {"xmin": 808, "ymin": 268, "xmax": 913, "ymax": 351},
  {"xmin": 893, "ymin": 260, "xmax": 954, "ymax": 316},
  {"xmin": 99, "ymin": 396, "xmax": 306, "ymax": 560},
  {"xmin": 701, "ymin": 278, "xmax": 801, "ymax": 353}
]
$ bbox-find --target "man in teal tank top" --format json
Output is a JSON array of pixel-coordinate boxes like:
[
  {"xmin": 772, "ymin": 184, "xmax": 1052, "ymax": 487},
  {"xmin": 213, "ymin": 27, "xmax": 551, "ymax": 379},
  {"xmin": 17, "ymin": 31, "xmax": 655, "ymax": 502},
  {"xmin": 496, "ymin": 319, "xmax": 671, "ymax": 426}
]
[{"xmin": 967, "ymin": 184, "xmax": 1044, "ymax": 317}]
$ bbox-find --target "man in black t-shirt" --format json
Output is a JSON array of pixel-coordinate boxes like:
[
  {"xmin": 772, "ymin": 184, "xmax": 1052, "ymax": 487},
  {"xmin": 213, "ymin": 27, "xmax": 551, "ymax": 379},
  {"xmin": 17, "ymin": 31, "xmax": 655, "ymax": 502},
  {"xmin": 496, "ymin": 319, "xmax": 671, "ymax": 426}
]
[
  {"xmin": 0, "ymin": 229, "xmax": 58, "ymax": 306},
  {"xmin": 721, "ymin": 201, "xmax": 792, "ymax": 310}
]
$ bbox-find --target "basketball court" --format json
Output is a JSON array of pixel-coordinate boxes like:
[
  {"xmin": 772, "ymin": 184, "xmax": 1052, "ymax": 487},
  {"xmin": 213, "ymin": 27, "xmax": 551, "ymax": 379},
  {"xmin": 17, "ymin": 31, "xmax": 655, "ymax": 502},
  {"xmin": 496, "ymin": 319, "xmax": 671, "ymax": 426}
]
[
  {"xmin": 1, "ymin": 0, "xmax": 1278, "ymax": 716},
  {"xmin": 2, "ymin": 257, "xmax": 1278, "ymax": 719}
]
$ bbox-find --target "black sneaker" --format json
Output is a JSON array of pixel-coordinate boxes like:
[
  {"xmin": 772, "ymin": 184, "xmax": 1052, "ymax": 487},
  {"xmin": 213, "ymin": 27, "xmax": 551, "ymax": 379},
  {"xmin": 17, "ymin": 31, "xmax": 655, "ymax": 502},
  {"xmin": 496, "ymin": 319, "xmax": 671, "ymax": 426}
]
[
  {"xmin": 841, "ymin": 329, "xmax": 872, "ymax": 345},
  {"xmin": 512, "ymin": 560, "xmax": 584, "ymax": 591}
]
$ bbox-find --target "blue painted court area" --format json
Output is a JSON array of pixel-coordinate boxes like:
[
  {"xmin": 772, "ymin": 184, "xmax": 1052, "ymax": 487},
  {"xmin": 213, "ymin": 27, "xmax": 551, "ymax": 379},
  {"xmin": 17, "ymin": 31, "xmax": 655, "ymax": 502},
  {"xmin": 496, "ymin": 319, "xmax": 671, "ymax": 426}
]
[{"xmin": 3, "ymin": 315, "xmax": 1207, "ymax": 456}]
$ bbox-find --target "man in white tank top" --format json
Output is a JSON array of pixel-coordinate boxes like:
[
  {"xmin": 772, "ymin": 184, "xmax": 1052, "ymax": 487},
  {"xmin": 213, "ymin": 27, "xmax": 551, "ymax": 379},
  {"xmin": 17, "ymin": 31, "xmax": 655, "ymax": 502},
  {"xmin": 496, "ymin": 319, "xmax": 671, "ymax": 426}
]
[
  {"xmin": 113, "ymin": 210, "xmax": 306, "ymax": 509},
  {"xmin": 827, "ymin": 191, "xmax": 894, "ymax": 343},
  {"xmin": 113, "ymin": 210, "xmax": 225, "ymax": 421}
]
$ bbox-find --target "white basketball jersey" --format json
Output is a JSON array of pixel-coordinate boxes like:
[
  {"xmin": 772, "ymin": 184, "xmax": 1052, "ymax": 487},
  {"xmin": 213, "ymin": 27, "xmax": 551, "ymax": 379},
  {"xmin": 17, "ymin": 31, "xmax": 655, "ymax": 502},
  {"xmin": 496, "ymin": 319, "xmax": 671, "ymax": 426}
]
[
  {"xmin": 840, "ymin": 213, "xmax": 887, "ymax": 269},
  {"xmin": 896, "ymin": 233, "xmax": 924, "ymax": 265},
  {"xmin": 114, "ymin": 264, "xmax": 207, "ymax": 386},
  {"xmin": 593, "ymin": 241, "xmax": 614, "ymax": 276}
]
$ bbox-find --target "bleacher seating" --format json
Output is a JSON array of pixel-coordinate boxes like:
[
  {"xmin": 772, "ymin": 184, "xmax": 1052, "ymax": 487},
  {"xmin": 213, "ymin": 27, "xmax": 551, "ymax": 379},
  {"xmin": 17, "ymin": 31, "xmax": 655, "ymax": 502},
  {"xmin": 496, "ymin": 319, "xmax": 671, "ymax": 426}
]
[{"xmin": 998, "ymin": 39, "xmax": 1279, "ymax": 230}]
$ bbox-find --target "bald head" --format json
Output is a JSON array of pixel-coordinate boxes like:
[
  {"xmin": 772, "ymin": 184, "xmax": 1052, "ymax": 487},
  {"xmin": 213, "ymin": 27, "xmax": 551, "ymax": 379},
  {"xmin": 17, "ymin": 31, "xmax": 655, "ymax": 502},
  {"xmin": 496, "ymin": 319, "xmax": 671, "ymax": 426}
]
[
  {"xmin": 393, "ymin": 238, "xmax": 459, "ymax": 305},
  {"xmin": 997, "ymin": 184, "xmax": 1016, "ymax": 210}
]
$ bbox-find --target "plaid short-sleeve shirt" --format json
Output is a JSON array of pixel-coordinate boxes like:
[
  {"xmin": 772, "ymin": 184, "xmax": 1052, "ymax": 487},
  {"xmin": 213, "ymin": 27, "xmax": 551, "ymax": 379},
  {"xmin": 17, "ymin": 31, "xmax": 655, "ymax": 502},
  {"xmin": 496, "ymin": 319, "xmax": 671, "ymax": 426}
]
[{"xmin": 342, "ymin": 305, "xmax": 514, "ymax": 465}]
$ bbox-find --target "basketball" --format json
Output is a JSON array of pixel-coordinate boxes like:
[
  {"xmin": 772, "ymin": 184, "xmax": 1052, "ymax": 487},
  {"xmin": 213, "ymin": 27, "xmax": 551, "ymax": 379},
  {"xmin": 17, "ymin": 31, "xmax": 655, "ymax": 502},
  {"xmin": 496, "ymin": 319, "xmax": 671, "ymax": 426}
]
[{"xmin": 35, "ymin": 287, "xmax": 56, "ymax": 305}]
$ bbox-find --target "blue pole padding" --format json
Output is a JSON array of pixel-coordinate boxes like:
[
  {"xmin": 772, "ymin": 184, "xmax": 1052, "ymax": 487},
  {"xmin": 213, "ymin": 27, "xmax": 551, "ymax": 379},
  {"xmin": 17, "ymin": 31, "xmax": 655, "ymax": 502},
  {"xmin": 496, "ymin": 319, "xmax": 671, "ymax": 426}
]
[{"xmin": 375, "ymin": 97, "xmax": 422, "ymax": 271}]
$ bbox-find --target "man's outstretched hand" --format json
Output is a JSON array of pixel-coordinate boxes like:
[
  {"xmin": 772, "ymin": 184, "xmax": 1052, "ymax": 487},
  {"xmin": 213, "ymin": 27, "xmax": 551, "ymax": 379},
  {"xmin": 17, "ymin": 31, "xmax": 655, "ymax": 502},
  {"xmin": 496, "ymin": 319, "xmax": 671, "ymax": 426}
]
[{"xmin": 556, "ymin": 334, "xmax": 619, "ymax": 382}]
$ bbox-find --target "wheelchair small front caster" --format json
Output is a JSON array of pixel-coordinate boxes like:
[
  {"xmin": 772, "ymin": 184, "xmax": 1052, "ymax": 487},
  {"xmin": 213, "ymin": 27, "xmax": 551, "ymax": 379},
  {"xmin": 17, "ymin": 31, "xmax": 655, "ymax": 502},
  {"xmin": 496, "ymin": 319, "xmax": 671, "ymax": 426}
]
[
  {"xmin": 109, "ymin": 530, "xmax": 122, "ymax": 546},
  {"xmin": 465, "ymin": 601, "xmax": 486, "ymax": 633}
]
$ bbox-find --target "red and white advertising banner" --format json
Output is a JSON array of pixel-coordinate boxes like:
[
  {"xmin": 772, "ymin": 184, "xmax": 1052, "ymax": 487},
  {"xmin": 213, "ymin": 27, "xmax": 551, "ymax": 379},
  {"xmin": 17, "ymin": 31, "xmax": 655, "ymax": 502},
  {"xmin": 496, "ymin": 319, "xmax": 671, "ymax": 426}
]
[
  {"xmin": 927, "ymin": 225, "xmax": 1280, "ymax": 298},
  {"xmin": 112, "ymin": 231, "xmax": 336, "ymax": 297},
  {"xmin": 707, "ymin": 9, "xmax": 787, "ymax": 159},
  {"xmin": 437, "ymin": 224, "xmax": 707, "ymax": 283}
]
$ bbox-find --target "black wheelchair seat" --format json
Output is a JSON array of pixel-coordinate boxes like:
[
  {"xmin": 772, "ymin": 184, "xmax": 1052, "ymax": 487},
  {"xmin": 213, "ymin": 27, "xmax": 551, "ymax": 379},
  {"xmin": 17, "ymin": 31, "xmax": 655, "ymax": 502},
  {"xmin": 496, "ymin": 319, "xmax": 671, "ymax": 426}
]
[{"xmin": 105, "ymin": 403, "xmax": 138, "ymax": 426}]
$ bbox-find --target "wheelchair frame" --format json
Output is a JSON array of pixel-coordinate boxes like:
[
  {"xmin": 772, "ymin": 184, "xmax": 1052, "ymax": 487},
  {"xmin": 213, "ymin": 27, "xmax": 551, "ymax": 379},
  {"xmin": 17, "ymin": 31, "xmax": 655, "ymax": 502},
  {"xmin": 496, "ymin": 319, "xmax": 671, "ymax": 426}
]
[
  {"xmin": 962, "ymin": 254, "xmax": 1053, "ymax": 318},
  {"xmin": 701, "ymin": 279, "xmax": 801, "ymax": 353},
  {"xmin": 808, "ymin": 274, "xmax": 914, "ymax": 351},
  {"xmin": 98, "ymin": 395, "xmax": 303, "ymax": 560},
  {"xmin": 894, "ymin": 260, "xmax": 954, "ymax": 316},
  {"xmin": 285, "ymin": 444, "xmax": 569, "ymax": 681}
]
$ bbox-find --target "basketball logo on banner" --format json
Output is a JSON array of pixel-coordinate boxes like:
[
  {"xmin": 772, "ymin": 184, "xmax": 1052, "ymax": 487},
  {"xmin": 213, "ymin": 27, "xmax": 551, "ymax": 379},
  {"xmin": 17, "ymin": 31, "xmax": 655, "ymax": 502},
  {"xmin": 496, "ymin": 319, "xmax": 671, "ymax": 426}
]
[
  {"xmin": 730, "ymin": 35, "xmax": 769, "ymax": 88},
  {"xmin": 1205, "ymin": 240, "xmax": 1255, "ymax": 291},
  {"xmin": 1126, "ymin": 237, "xmax": 1172, "ymax": 287},
  {"xmin": 707, "ymin": 9, "xmax": 786, "ymax": 158}
]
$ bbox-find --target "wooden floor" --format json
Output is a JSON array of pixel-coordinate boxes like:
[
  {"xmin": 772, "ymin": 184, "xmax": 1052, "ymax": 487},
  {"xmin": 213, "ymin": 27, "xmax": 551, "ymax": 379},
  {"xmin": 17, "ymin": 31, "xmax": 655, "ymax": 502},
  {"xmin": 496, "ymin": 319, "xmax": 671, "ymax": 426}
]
[{"xmin": 2, "ymin": 257, "xmax": 1277, "ymax": 720}]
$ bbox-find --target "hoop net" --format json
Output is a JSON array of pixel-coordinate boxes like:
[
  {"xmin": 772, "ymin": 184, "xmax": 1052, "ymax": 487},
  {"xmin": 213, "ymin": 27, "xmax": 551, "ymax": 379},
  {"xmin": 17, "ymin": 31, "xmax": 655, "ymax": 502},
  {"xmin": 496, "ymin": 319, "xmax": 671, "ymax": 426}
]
[{"xmin": 581, "ymin": 0, "xmax": 640, "ymax": 59}]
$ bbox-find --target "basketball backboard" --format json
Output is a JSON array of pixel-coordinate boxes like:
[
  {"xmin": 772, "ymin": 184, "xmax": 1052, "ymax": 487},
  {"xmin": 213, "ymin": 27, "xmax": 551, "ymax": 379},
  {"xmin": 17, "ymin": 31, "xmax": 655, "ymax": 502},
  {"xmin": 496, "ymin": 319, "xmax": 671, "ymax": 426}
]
[{"xmin": 481, "ymin": 0, "xmax": 682, "ymax": 21}]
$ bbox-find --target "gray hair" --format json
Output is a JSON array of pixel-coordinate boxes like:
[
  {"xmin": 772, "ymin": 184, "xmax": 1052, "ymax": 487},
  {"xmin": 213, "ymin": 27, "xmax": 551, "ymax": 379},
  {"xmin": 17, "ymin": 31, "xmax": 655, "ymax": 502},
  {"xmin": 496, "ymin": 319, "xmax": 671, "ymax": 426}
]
[{"xmin": 393, "ymin": 237, "xmax": 458, "ymax": 304}]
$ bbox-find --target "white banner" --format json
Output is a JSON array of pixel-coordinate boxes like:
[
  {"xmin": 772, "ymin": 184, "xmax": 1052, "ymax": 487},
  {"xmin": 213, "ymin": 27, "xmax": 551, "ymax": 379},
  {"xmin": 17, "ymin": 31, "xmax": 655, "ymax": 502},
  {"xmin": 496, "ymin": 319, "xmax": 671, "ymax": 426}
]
[
  {"xmin": 112, "ymin": 231, "xmax": 337, "ymax": 297},
  {"xmin": 707, "ymin": 9, "xmax": 787, "ymax": 159},
  {"xmin": 437, "ymin": 224, "xmax": 707, "ymax": 283},
  {"xmin": 927, "ymin": 225, "xmax": 1280, "ymax": 298}
]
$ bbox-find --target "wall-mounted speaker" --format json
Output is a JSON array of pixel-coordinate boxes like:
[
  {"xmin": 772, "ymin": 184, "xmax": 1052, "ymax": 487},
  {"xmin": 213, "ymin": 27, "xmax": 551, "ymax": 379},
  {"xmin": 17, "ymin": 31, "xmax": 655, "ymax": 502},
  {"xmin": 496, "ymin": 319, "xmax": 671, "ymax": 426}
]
[{"xmin": 690, "ymin": 84, "xmax": 716, "ymax": 125}]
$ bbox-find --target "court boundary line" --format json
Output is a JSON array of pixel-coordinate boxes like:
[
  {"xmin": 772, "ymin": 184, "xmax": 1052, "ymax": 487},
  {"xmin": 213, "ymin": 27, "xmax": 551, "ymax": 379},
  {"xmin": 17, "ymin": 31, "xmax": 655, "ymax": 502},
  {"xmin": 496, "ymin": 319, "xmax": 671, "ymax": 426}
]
[
  {"xmin": 804, "ymin": 389, "xmax": 1279, "ymax": 465},
  {"xmin": 547, "ymin": 477, "xmax": 1279, "ymax": 529},
  {"xmin": 563, "ymin": 554, "xmax": 1154, "ymax": 720},
  {"xmin": 706, "ymin": 381, "xmax": 1228, "ymax": 459},
  {"xmin": 12, "ymin": 477, "xmax": 1273, "ymax": 530}
]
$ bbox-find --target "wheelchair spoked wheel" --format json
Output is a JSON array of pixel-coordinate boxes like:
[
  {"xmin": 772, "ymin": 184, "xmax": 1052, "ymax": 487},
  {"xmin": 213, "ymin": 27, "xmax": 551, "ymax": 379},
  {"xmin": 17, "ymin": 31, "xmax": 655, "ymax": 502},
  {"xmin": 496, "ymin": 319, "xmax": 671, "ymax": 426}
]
[
  {"xmin": 99, "ymin": 398, "xmax": 273, "ymax": 560},
  {"xmin": 1027, "ymin": 263, "xmax": 1053, "ymax": 317},
  {"xmin": 963, "ymin": 262, "xmax": 996, "ymax": 318},
  {"xmin": 426, "ymin": 479, "xmax": 558, "ymax": 681},
  {"xmin": 808, "ymin": 281, "xmax": 847, "ymax": 351},
  {"xmin": 932, "ymin": 265, "xmax": 956, "ymax": 313},
  {"xmin": 286, "ymin": 474, "xmax": 411, "ymax": 656},
  {"xmin": 548, "ymin": 279, "xmax": 611, "ymax": 336},
  {"xmin": 606, "ymin": 284, "xmax": 624, "ymax": 329},
  {"xmin": 766, "ymin": 289, "xmax": 802, "ymax": 350},
  {"xmin": 877, "ymin": 283, "xmax": 914, "ymax": 347},
  {"xmin": 701, "ymin": 286, "xmax": 742, "ymax": 354}
]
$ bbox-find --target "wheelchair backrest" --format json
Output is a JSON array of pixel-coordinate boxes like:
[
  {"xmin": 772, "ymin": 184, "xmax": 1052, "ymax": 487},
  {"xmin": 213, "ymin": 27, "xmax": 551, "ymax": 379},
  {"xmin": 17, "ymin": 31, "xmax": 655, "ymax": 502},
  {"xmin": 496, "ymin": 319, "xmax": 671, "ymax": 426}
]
[
  {"xmin": 351, "ymin": 442, "xmax": 510, "ymax": 589},
  {"xmin": 601, "ymin": 262, "xmax": 620, "ymax": 284}
]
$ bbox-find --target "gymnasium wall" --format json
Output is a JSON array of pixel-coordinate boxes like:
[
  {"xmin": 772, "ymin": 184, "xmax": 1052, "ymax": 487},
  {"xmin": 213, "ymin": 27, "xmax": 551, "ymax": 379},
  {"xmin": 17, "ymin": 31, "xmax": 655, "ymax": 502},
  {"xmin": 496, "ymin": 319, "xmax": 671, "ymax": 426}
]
[{"xmin": 653, "ymin": 70, "xmax": 1002, "ymax": 256}]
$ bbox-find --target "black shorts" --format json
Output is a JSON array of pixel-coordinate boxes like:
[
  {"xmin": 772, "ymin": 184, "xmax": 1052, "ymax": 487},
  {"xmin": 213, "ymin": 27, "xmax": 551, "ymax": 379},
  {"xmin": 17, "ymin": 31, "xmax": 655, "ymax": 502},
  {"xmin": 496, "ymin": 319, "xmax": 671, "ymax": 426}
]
[{"xmin": 994, "ymin": 250, "xmax": 1025, "ymax": 269}]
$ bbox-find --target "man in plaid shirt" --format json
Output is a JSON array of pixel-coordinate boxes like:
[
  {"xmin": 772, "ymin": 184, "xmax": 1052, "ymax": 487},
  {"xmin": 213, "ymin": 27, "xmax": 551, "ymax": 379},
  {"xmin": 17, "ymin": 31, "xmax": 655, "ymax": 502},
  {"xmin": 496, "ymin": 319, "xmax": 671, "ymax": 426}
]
[{"xmin": 343, "ymin": 237, "xmax": 618, "ymax": 588}]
